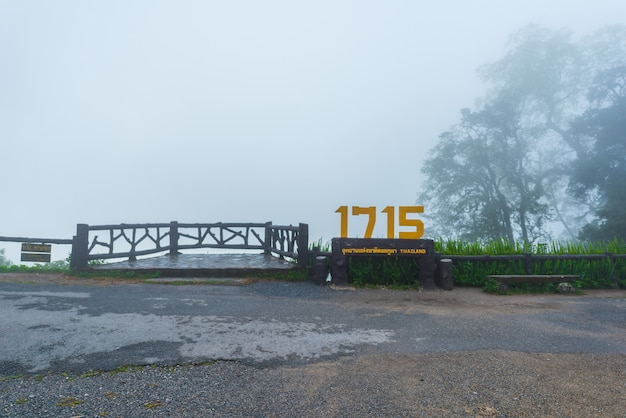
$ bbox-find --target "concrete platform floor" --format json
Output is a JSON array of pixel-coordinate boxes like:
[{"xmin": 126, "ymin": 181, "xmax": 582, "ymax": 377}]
[{"xmin": 90, "ymin": 253, "xmax": 300, "ymax": 277}]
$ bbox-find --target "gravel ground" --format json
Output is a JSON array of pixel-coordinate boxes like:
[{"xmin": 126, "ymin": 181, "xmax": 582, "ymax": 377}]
[
  {"xmin": 2, "ymin": 351, "xmax": 625, "ymax": 417},
  {"xmin": 1, "ymin": 274, "xmax": 625, "ymax": 417}
]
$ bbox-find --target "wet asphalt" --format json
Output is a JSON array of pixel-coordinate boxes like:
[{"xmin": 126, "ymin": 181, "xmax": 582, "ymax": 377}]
[{"xmin": 1, "ymin": 281, "xmax": 625, "ymax": 376}]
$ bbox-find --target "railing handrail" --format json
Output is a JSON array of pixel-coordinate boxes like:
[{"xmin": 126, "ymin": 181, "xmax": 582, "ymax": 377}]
[
  {"xmin": 437, "ymin": 251, "xmax": 624, "ymax": 287},
  {"xmin": 438, "ymin": 253, "xmax": 626, "ymax": 261},
  {"xmin": 87, "ymin": 222, "xmax": 272, "ymax": 231},
  {"xmin": 0, "ymin": 236, "xmax": 74, "ymax": 245},
  {"xmin": 69, "ymin": 221, "xmax": 309, "ymax": 270}
]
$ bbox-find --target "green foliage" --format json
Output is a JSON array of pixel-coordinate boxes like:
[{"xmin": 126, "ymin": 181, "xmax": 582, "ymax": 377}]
[
  {"xmin": 570, "ymin": 73, "xmax": 626, "ymax": 241},
  {"xmin": 348, "ymin": 257, "xmax": 421, "ymax": 289},
  {"xmin": 0, "ymin": 248, "xmax": 12, "ymax": 267},
  {"xmin": 420, "ymin": 25, "xmax": 626, "ymax": 242},
  {"xmin": 0, "ymin": 252, "xmax": 70, "ymax": 272},
  {"xmin": 56, "ymin": 397, "xmax": 84, "ymax": 407},
  {"xmin": 0, "ymin": 263, "xmax": 68, "ymax": 274},
  {"xmin": 483, "ymin": 278, "xmax": 502, "ymax": 294},
  {"xmin": 80, "ymin": 369, "xmax": 104, "ymax": 378},
  {"xmin": 309, "ymin": 238, "xmax": 331, "ymax": 252},
  {"xmin": 251, "ymin": 268, "xmax": 308, "ymax": 282},
  {"xmin": 438, "ymin": 238, "xmax": 626, "ymax": 289},
  {"xmin": 72, "ymin": 269, "xmax": 161, "ymax": 280},
  {"xmin": 347, "ymin": 239, "xmax": 625, "ymax": 290},
  {"xmin": 108, "ymin": 364, "xmax": 145, "ymax": 375}
]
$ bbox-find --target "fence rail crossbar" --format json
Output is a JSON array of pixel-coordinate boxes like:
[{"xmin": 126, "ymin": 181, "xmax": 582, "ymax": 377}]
[{"xmin": 66, "ymin": 221, "xmax": 309, "ymax": 270}]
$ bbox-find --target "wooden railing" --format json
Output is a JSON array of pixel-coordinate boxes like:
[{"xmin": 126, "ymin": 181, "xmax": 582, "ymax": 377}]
[
  {"xmin": 438, "ymin": 253, "xmax": 626, "ymax": 288},
  {"xmin": 0, "ymin": 236, "xmax": 74, "ymax": 245},
  {"xmin": 69, "ymin": 221, "xmax": 309, "ymax": 270}
]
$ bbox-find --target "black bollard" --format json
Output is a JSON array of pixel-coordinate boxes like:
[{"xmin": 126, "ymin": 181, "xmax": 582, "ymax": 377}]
[
  {"xmin": 437, "ymin": 258, "xmax": 454, "ymax": 290},
  {"xmin": 313, "ymin": 256, "xmax": 329, "ymax": 285}
]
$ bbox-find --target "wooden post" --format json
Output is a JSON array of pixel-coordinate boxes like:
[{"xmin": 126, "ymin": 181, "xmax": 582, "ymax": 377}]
[
  {"xmin": 264, "ymin": 222, "xmax": 272, "ymax": 255},
  {"xmin": 297, "ymin": 223, "xmax": 309, "ymax": 267},
  {"xmin": 70, "ymin": 224, "xmax": 90, "ymax": 271},
  {"xmin": 169, "ymin": 221, "xmax": 179, "ymax": 256},
  {"xmin": 330, "ymin": 238, "xmax": 348, "ymax": 285},
  {"xmin": 129, "ymin": 228, "xmax": 137, "ymax": 262},
  {"xmin": 524, "ymin": 252, "xmax": 533, "ymax": 275},
  {"xmin": 419, "ymin": 248, "xmax": 436, "ymax": 290},
  {"xmin": 606, "ymin": 252, "xmax": 618, "ymax": 288}
]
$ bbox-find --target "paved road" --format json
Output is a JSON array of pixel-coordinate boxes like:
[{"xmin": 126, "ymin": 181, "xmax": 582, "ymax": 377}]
[{"xmin": 1, "ymin": 280, "xmax": 625, "ymax": 375}]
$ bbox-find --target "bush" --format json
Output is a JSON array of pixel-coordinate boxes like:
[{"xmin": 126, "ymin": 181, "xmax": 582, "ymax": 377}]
[
  {"xmin": 342, "ymin": 239, "xmax": 625, "ymax": 290},
  {"xmin": 0, "ymin": 248, "xmax": 12, "ymax": 267},
  {"xmin": 439, "ymin": 239, "xmax": 626, "ymax": 289}
]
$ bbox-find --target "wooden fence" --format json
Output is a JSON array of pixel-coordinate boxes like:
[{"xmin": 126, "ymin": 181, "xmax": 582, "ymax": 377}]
[
  {"xmin": 306, "ymin": 250, "xmax": 626, "ymax": 288},
  {"xmin": 437, "ymin": 253, "xmax": 626, "ymax": 288},
  {"xmin": 3, "ymin": 230, "xmax": 625, "ymax": 287},
  {"xmin": 69, "ymin": 221, "xmax": 309, "ymax": 270},
  {"xmin": 1, "ymin": 221, "xmax": 309, "ymax": 270}
]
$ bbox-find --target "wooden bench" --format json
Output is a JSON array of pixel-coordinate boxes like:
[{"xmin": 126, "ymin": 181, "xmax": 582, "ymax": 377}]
[{"xmin": 486, "ymin": 275, "xmax": 580, "ymax": 285}]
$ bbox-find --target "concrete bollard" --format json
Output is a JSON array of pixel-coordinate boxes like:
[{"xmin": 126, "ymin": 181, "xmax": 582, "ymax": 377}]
[
  {"xmin": 437, "ymin": 258, "xmax": 454, "ymax": 290},
  {"xmin": 313, "ymin": 256, "xmax": 329, "ymax": 285}
]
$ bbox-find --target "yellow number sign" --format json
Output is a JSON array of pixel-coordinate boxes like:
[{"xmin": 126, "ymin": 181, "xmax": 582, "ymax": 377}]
[{"xmin": 335, "ymin": 206, "xmax": 424, "ymax": 239}]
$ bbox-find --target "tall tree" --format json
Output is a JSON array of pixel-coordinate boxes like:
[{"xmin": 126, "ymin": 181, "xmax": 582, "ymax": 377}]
[
  {"xmin": 419, "ymin": 25, "xmax": 626, "ymax": 242},
  {"xmin": 569, "ymin": 66, "xmax": 626, "ymax": 241},
  {"xmin": 420, "ymin": 93, "xmax": 549, "ymax": 242}
]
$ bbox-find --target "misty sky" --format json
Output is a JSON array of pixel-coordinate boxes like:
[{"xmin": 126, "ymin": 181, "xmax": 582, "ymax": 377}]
[{"xmin": 1, "ymin": 1, "xmax": 624, "ymax": 263}]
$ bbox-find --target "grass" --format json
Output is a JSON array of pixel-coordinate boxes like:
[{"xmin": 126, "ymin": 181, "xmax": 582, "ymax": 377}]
[
  {"xmin": 0, "ymin": 263, "xmax": 163, "ymax": 282},
  {"xmin": 108, "ymin": 364, "xmax": 145, "ymax": 375},
  {"xmin": 439, "ymin": 239, "xmax": 626, "ymax": 290},
  {"xmin": 81, "ymin": 369, "xmax": 104, "ymax": 378},
  {"xmin": 0, "ymin": 264, "xmax": 68, "ymax": 274},
  {"xmin": 3, "ymin": 239, "xmax": 624, "ymax": 291},
  {"xmin": 144, "ymin": 400, "xmax": 165, "ymax": 409},
  {"xmin": 56, "ymin": 397, "xmax": 84, "ymax": 407},
  {"xmin": 251, "ymin": 268, "xmax": 308, "ymax": 282},
  {"xmin": 343, "ymin": 238, "xmax": 626, "ymax": 291},
  {"xmin": 0, "ymin": 374, "xmax": 24, "ymax": 382}
]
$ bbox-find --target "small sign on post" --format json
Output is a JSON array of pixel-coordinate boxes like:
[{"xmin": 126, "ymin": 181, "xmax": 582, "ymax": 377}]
[{"xmin": 21, "ymin": 243, "xmax": 52, "ymax": 263}]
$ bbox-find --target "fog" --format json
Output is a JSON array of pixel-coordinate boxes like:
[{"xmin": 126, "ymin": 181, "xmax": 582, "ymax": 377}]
[{"xmin": 1, "ymin": 1, "xmax": 624, "ymax": 263}]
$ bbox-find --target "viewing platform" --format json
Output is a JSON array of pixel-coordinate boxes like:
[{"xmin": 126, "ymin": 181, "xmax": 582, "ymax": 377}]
[{"xmin": 89, "ymin": 252, "xmax": 300, "ymax": 278}]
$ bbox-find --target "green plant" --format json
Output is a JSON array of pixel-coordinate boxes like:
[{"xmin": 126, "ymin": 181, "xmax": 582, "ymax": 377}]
[
  {"xmin": 0, "ymin": 263, "xmax": 68, "ymax": 274},
  {"xmin": 144, "ymin": 400, "xmax": 164, "ymax": 409},
  {"xmin": 251, "ymin": 268, "xmax": 307, "ymax": 282},
  {"xmin": 439, "ymin": 238, "xmax": 626, "ymax": 290},
  {"xmin": 344, "ymin": 238, "xmax": 626, "ymax": 290},
  {"xmin": 81, "ymin": 369, "xmax": 103, "ymax": 378},
  {"xmin": 56, "ymin": 397, "xmax": 84, "ymax": 407},
  {"xmin": 483, "ymin": 278, "xmax": 502, "ymax": 294},
  {"xmin": 0, "ymin": 374, "xmax": 24, "ymax": 383},
  {"xmin": 108, "ymin": 364, "xmax": 144, "ymax": 375},
  {"xmin": 347, "ymin": 257, "xmax": 421, "ymax": 289},
  {"xmin": 0, "ymin": 248, "xmax": 12, "ymax": 267},
  {"xmin": 71, "ymin": 270, "xmax": 161, "ymax": 281},
  {"xmin": 309, "ymin": 238, "xmax": 331, "ymax": 252}
]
